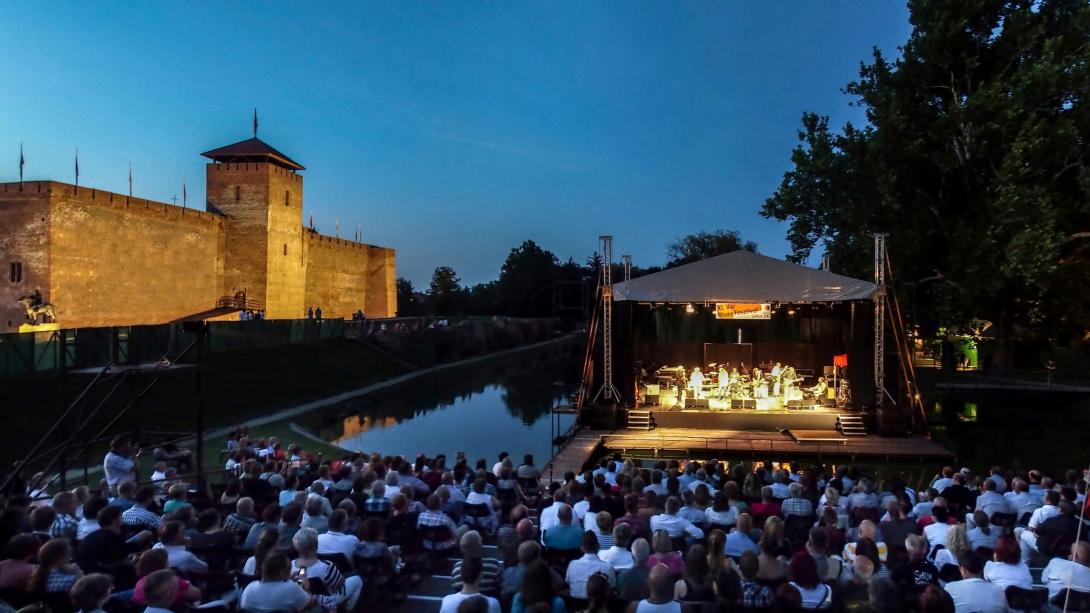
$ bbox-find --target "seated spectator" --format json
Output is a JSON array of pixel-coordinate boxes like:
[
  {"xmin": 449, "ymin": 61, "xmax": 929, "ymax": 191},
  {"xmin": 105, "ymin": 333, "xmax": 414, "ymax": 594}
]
[
  {"xmin": 417, "ymin": 493, "xmax": 459, "ymax": 552},
  {"xmin": 239, "ymin": 552, "xmax": 313, "ymax": 612},
  {"xmin": 837, "ymin": 556, "xmax": 875, "ymax": 609},
  {"xmin": 29, "ymin": 539, "xmax": 83, "ymax": 595},
  {"xmin": 932, "ymin": 523, "xmax": 971, "ymax": 570},
  {"xmin": 924, "ymin": 503, "xmax": 953, "ymax": 545},
  {"xmin": 737, "ymin": 550, "xmax": 774, "ymax": 608},
  {"xmin": 451, "ymin": 530, "xmax": 502, "ymax": 595},
  {"xmin": 677, "ymin": 490, "xmax": 706, "ymax": 527},
  {"xmin": 1041, "ymin": 541, "xmax": 1090, "ymax": 600},
  {"xmin": 1034, "ymin": 500, "xmax": 1081, "ymax": 561},
  {"xmin": 892, "ymin": 534, "xmax": 939, "ymax": 596},
  {"xmin": 650, "ymin": 496, "xmax": 704, "ymax": 541},
  {"xmin": 29, "ymin": 506, "xmax": 57, "ymax": 543},
  {"xmin": 1018, "ymin": 489, "xmax": 1061, "ymax": 560},
  {"xmin": 983, "ymin": 535, "xmax": 1032, "ymax": 590},
  {"xmin": 806, "ymin": 527, "xmax": 843, "ymax": 583},
  {"xmin": 141, "ymin": 569, "xmax": 180, "ymax": 613},
  {"xmin": 509, "ymin": 559, "xmax": 563, "ymax": 613},
  {"xmin": 646, "ymin": 529, "xmax": 684, "ymax": 576},
  {"xmin": 749, "ymin": 486, "xmax": 782, "ymax": 525},
  {"xmin": 162, "ymin": 483, "xmax": 192, "ymax": 515},
  {"xmin": 152, "ymin": 520, "xmax": 208, "ymax": 576},
  {"xmin": 705, "ymin": 491, "xmax": 738, "ymax": 528},
  {"xmin": 725, "ymin": 512, "xmax": 760, "ymax": 559},
  {"xmin": 70, "ymin": 572, "xmax": 113, "ymax": 613},
  {"xmin": 542, "ymin": 504, "xmax": 583, "ymax": 551},
  {"xmin": 300, "ymin": 496, "xmax": 329, "ymax": 534},
  {"xmin": 615, "ymin": 492, "xmax": 650, "ymax": 541},
  {"xmin": 76, "ymin": 505, "xmax": 151, "ymax": 578},
  {"xmin": 673, "ymin": 544, "xmax": 715, "ymax": 602},
  {"xmin": 600, "ymin": 522, "xmax": 635, "ymax": 570},
  {"xmin": 219, "ymin": 478, "xmax": 242, "ymax": 506},
  {"xmin": 844, "ymin": 520, "xmax": 887, "ymax": 562},
  {"xmin": 853, "ymin": 537, "xmax": 890, "ymax": 580},
  {"xmin": 188, "ymin": 508, "xmax": 234, "ymax": 550},
  {"xmin": 880, "ymin": 501, "xmax": 918, "ymax": 550},
  {"xmin": 242, "ymin": 504, "xmax": 280, "ymax": 550},
  {"xmin": 131, "ymin": 549, "xmax": 201, "ymax": 607},
  {"xmin": 627, "ymin": 562, "xmax": 683, "ymax": 613},
  {"xmin": 782, "ymin": 482, "xmax": 814, "ymax": 520},
  {"xmin": 291, "ymin": 527, "xmax": 363, "ymax": 611},
  {"xmin": 77, "ymin": 497, "xmax": 108, "ymax": 540},
  {"xmin": 223, "ymin": 497, "xmax": 257, "ymax": 542},
  {"xmin": 614, "ymin": 538, "xmax": 649, "ymax": 602},
  {"xmin": 276, "ymin": 503, "xmax": 303, "ymax": 550},
  {"xmin": 565, "ymin": 531, "xmax": 617, "ymax": 599},
  {"xmin": 316, "ymin": 509, "xmax": 358, "ymax": 560},
  {"xmin": 108, "ymin": 481, "xmax": 137, "ymax": 511},
  {"xmin": 973, "ymin": 477, "xmax": 1012, "ymax": 520},
  {"xmin": 49, "ymin": 492, "xmax": 79, "ymax": 541},
  {"xmin": 788, "ymin": 551, "xmax": 832, "ymax": 609},
  {"xmin": 757, "ymin": 535, "xmax": 788, "ymax": 581},
  {"xmin": 968, "ymin": 510, "xmax": 999, "ymax": 551},
  {"xmin": 0, "ymin": 534, "xmax": 40, "ymax": 590},
  {"xmin": 943, "ymin": 551, "xmax": 1007, "ymax": 613},
  {"xmin": 441, "ymin": 557, "xmax": 501, "ymax": 613},
  {"xmin": 465, "ymin": 477, "xmax": 499, "ymax": 535},
  {"xmin": 121, "ymin": 485, "xmax": 162, "ymax": 531},
  {"xmin": 538, "ymin": 490, "xmax": 566, "ymax": 535}
]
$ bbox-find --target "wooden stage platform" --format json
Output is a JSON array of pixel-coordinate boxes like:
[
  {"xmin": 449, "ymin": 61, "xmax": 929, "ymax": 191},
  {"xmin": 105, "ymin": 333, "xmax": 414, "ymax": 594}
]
[
  {"xmin": 546, "ymin": 426, "xmax": 954, "ymax": 481},
  {"xmin": 646, "ymin": 405, "xmax": 843, "ymax": 430}
]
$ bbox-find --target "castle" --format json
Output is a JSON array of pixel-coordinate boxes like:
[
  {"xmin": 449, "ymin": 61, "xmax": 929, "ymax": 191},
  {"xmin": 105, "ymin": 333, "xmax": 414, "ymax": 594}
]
[{"xmin": 0, "ymin": 136, "xmax": 396, "ymax": 333}]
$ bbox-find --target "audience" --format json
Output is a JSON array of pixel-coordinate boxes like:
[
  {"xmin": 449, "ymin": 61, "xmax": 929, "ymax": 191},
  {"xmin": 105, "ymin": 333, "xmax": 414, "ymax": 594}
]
[{"xmin": 8, "ymin": 435, "xmax": 1090, "ymax": 613}]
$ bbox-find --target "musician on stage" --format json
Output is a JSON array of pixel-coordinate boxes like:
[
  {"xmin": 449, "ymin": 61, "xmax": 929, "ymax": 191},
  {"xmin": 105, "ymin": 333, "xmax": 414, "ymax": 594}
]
[
  {"xmin": 771, "ymin": 362, "xmax": 783, "ymax": 396},
  {"xmin": 806, "ymin": 376, "xmax": 828, "ymax": 399},
  {"xmin": 689, "ymin": 367, "xmax": 705, "ymax": 399},
  {"xmin": 717, "ymin": 366, "xmax": 729, "ymax": 396},
  {"xmin": 782, "ymin": 366, "xmax": 797, "ymax": 400}
]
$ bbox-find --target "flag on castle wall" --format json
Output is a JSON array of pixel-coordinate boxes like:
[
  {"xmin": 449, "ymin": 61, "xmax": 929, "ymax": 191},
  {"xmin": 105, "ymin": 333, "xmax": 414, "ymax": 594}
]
[
  {"xmin": 19, "ymin": 143, "xmax": 24, "ymax": 182},
  {"xmin": 75, "ymin": 148, "xmax": 79, "ymax": 187},
  {"xmin": 183, "ymin": 179, "xmax": 187, "ymax": 208}
]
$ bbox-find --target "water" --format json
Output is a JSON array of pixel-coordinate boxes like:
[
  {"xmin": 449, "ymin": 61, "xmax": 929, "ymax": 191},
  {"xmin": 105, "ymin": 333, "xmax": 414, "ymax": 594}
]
[
  {"xmin": 295, "ymin": 339, "xmax": 581, "ymax": 466},
  {"xmin": 927, "ymin": 389, "xmax": 1090, "ymax": 473}
]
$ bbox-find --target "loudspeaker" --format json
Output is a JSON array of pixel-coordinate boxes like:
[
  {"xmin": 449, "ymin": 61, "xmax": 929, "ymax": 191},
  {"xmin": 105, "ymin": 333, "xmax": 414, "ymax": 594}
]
[
  {"xmin": 731, "ymin": 399, "xmax": 743, "ymax": 409},
  {"xmin": 687, "ymin": 398, "xmax": 709, "ymax": 409},
  {"xmin": 787, "ymin": 399, "xmax": 802, "ymax": 409},
  {"xmin": 743, "ymin": 399, "xmax": 757, "ymax": 409},
  {"xmin": 642, "ymin": 394, "xmax": 659, "ymax": 406}
]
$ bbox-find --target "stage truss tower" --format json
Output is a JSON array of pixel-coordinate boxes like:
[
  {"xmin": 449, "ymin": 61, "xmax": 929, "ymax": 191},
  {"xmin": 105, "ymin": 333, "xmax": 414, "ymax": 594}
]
[
  {"xmin": 622, "ymin": 255, "xmax": 632, "ymax": 282},
  {"xmin": 873, "ymin": 233, "xmax": 888, "ymax": 409},
  {"xmin": 595, "ymin": 236, "xmax": 621, "ymax": 402}
]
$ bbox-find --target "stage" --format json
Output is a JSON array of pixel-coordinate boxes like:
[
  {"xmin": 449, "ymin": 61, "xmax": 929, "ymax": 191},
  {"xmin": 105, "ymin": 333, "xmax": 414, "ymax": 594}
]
[{"xmin": 644, "ymin": 404, "xmax": 843, "ymax": 430}]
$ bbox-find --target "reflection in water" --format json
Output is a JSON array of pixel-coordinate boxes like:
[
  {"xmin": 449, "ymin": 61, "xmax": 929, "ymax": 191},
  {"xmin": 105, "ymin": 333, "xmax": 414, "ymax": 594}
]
[
  {"xmin": 928, "ymin": 390, "xmax": 1090, "ymax": 472},
  {"xmin": 297, "ymin": 340, "xmax": 581, "ymax": 465}
]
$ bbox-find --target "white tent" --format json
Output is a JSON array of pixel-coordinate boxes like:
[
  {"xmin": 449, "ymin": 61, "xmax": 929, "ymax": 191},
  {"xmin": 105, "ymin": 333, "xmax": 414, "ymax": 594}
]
[{"xmin": 612, "ymin": 250, "xmax": 876, "ymax": 303}]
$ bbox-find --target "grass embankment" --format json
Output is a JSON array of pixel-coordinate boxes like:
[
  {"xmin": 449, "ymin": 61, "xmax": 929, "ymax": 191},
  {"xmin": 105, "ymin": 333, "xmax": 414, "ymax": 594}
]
[{"xmin": 1, "ymin": 338, "xmax": 408, "ymax": 472}]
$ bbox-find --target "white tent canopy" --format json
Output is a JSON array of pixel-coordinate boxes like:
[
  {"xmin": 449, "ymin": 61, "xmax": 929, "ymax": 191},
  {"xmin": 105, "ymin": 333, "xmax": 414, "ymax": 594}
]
[{"xmin": 612, "ymin": 250, "xmax": 876, "ymax": 303}]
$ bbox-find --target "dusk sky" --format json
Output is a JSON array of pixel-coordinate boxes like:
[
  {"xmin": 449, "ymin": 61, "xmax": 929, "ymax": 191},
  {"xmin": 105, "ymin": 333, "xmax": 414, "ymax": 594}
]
[{"xmin": 0, "ymin": 2, "xmax": 911, "ymax": 287}]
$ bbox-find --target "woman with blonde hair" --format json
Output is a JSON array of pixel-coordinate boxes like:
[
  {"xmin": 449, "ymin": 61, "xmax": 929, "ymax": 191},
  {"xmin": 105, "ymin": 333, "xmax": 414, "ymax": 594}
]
[
  {"xmin": 933, "ymin": 523, "xmax": 971, "ymax": 569},
  {"xmin": 705, "ymin": 529, "xmax": 733, "ymax": 579},
  {"xmin": 762, "ymin": 516, "xmax": 790, "ymax": 558}
]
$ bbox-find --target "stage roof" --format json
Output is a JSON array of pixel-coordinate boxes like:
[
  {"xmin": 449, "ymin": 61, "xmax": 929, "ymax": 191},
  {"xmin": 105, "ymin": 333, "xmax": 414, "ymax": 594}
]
[{"xmin": 612, "ymin": 250, "xmax": 876, "ymax": 303}]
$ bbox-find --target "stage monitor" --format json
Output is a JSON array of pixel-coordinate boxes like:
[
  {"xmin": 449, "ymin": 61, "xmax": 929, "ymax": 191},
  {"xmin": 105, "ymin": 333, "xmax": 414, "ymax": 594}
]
[{"xmin": 715, "ymin": 303, "xmax": 771, "ymax": 320}]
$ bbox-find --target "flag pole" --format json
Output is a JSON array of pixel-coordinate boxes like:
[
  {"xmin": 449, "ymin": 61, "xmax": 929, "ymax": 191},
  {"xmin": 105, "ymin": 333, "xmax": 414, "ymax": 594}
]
[
  {"xmin": 75, "ymin": 148, "xmax": 80, "ymax": 188},
  {"xmin": 183, "ymin": 177, "xmax": 187, "ymax": 208},
  {"xmin": 128, "ymin": 162, "xmax": 133, "ymax": 198},
  {"xmin": 19, "ymin": 143, "xmax": 25, "ymax": 190}
]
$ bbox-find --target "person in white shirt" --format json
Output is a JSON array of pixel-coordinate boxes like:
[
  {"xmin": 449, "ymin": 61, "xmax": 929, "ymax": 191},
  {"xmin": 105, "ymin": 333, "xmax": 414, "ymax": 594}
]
[
  {"xmin": 1041, "ymin": 541, "xmax": 1090, "ymax": 600},
  {"xmin": 1004, "ymin": 479, "xmax": 1040, "ymax": 519},
  {"xmin": 983, "ymin": 536, "xmax": 1033, "ymax": 590},
  {"xmin": 565, "ymin": 532, "xmax": 616, "ymax": 599},
  {"xmin": 103, "ymin": 437, "xmax": 140, "ymax": 495},
  {"xmin": 705, "ymin": 491, "xmax": 738, "ymax": 527},
  {"xmin": 316, "ymin": 510, "xmax": 359, "ymax": 562},
  {"xmin": 931, "ymin": 467, "xmax": 956, "ymax": 494},
  {"xmin": 973, "ymin": 479, "xmax": 1012, "ymax": 520},
  {"xmin": 650, "ymin": 497, "xmax": 704, "ymax": 541},
  {"xmin": 151, "ymin": 521, "xmax": 208, "ymax": 576},
  {"xmin": 538, "ymin": 490, "xmax": 566, "ymax": 537},
  {"xmin": 1019, "ymin": 490, "xmax": 1061, "ymax": 561},
  {"xmin": 292, "ymin": 528, "xmax": 362, "ymax": 611},
  {"xmin": 769, "ymin": 471, "xmax": 791, "ymax": 500},
  {"xmin": 491, "ymin": 452, "xmax": 509, "ymax": 477},
  {"xmin": 239, "ymin": 552, "xmax": 313, "ymax": 612},
  {"xmin": 440, "ymin": 557, "xmax": 501, "ymax": 613},
  {"xmin": 943, "ymin": 551, "xmax": 1009, "ymax": 613},
  {"xmin": 644, "ymin": 470, "xmax": 669, "ymax": 497},
  {"xmin": 599, "ymin": 523, "xmax": 635, "ymax": 570}
]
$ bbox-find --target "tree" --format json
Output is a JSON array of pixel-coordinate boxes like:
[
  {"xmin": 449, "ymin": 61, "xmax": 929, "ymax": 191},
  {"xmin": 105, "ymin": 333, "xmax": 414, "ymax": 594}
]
[
  {"xmin": 762, "ymin": 0, "xmax": 1090, "ymax": 362},
  {"xmin": 666, "ymin": 230, "xmax": 757, "ymax": 267},
  {"xmin": 496, "ymin": 240, "xmax": 560, "ymax": 317},
  {"xmin": 395, "ymin": 277, "xmax": 422, "ymax": 316},
  {"xmin": 428, "ymin": 266, "xmax": 464, "ymax": 315}
]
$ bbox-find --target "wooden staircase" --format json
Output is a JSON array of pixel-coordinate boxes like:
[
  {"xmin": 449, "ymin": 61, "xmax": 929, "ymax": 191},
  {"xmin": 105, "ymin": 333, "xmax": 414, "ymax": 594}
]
[
  {"xmin": 837, "ymin": 414, "xmax": 866, "ymax": 437},
  {"xmin": 627, "ymin": 409, "xmax": 654, "ymax": 430}
]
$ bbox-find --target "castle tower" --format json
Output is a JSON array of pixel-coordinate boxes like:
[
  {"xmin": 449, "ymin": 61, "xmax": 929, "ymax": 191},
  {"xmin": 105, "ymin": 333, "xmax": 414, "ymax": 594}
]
[{"xmin": 202, "ymin": 137, "xmax": 307, "ymax": 319}]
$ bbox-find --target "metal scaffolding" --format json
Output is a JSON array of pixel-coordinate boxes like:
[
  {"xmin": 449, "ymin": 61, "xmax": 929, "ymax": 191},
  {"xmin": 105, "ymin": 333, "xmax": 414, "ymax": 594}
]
[
  {"xmin": 595, "ymin": 236, "xmax": 620, "ymax": 401},
  {"xmin": 622, "ymin": 255, "xmax": 632, "ymax": 282},
  {"xmin": 874, "ymin": 233, "xmax": 888, "ymax": 409}
]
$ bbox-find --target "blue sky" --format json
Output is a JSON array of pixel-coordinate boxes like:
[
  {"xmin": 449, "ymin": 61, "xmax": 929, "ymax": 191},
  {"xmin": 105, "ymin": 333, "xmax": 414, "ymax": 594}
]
[{"xmin": 0, "ymin": 2, "xmax": 911, "ymax": 287}]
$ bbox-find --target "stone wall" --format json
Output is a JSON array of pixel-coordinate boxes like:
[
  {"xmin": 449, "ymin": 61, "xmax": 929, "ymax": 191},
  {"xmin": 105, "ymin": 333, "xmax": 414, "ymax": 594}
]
[
  {"xmin": 264, "ymin": 166, "xmax": 307, "ymax": 319},
  {"xmin": 42, "ymin": 182, "xmax": 223, "ymax": 329},
  {"xmin": 0, "ymin": 184, "xmax": 51, "ymax": 331},
  {"xmin": 304, "ymin": 232, "xmax": 368, "ymax": 319},
  {"xmin": 366, "ymin": 245, "xmax": 397, "ymax": 317}
]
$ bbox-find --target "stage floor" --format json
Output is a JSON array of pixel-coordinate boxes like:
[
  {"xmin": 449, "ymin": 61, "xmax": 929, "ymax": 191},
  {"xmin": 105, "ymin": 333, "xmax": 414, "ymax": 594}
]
[{"xmin": 644, "ymin": 403, "xmax": 843, "ymax": 430}]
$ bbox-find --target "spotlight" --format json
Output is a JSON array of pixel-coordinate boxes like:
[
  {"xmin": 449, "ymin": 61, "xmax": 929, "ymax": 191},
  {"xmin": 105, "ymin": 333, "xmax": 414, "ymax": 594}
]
[
  {"xmin": 787, "ymin": 309, "xmax": 796, "ymax": 315},
  {"xmin": 685, "ymin": 304, "xmax": 695, "ymax": 314}
]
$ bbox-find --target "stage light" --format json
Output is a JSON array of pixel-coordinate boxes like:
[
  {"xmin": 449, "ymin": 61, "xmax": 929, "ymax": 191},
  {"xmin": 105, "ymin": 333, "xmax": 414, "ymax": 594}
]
[
  {"xmin": 787, "ymin": 309, "xmax": 796, "ymax": 315},
  {"xmin": 685, "ymin": 304, "xmax": 695, "ymax": 314}
]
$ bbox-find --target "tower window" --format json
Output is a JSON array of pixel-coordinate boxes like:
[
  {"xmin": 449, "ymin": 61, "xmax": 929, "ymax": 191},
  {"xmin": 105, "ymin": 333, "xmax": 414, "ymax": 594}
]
[
  {"xmin": 285, "ymin": 190, "xmax": 290, "ymax": 207},
  {"xmin": 235, "ymin": 186, "xmax": 240, "ymax": 202},
  {"xmin": 9, "ymin": 262, "xmax": 23, "ymax": 283},
  {"xmin": 283, "ymin": 244, "xmax": 288, "ymax": 256}
]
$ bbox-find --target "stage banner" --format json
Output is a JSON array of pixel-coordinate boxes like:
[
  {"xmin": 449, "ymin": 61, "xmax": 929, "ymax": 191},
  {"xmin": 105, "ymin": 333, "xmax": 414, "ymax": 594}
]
[
  {"xmin": 833, "ymin": 354, "xmax": 848, "ymax": 367},
  {"xmin": 715, "ymin": 303, "xmax": 771, "ymax": 320}
]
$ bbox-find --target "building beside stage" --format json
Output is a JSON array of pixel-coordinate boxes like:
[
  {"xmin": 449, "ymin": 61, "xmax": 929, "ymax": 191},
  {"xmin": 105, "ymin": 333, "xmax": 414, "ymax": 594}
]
[{"xmin": 0, "ymin": 136, "xmax": 397, "ymax": 332}]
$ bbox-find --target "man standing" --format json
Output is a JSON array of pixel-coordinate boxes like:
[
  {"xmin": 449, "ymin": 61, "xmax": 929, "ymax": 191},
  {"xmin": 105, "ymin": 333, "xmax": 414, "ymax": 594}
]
[{"xmin": 104, "ymin": 437, "xmax": 141, "ymax": 495}]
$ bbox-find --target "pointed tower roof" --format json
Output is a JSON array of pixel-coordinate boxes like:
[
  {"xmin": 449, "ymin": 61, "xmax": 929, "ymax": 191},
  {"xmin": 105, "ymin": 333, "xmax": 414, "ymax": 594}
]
[{"xmin": 200, "ymin": 137, "xmax": 305, "ymax": 170}]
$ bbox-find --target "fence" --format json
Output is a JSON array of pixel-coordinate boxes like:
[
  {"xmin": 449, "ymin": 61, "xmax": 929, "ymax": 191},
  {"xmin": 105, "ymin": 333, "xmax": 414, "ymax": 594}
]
[{"xmin": 0, "ymin": 318, "xmax": 346, "ymax": 378}]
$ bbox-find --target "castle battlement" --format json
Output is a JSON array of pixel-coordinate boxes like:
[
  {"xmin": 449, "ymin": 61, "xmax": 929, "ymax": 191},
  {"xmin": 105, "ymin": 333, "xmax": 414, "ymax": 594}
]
[{"xmin": 0, "ymin": 135, "xmax": 396, "ymax": 332}]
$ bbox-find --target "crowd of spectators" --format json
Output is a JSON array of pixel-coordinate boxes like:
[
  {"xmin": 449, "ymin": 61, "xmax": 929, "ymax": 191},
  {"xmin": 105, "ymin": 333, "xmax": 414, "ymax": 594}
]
[{"xmin": 2, "ymin": 429, "xmax": 1090, "ymax": 613}]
